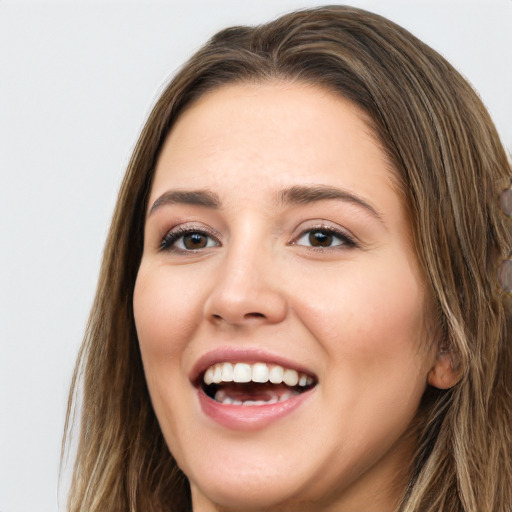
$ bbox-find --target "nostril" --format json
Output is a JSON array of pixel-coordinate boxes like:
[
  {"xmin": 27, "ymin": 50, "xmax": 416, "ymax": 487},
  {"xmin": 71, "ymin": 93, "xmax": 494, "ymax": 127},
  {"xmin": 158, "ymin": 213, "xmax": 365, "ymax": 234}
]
[
  {"xmin": 210, "ymin": 311, "xmax": 266, "ymax": 324},
  {"xmin": 244, "ymin": 312, "xmax": 265, "ymax": 319}
]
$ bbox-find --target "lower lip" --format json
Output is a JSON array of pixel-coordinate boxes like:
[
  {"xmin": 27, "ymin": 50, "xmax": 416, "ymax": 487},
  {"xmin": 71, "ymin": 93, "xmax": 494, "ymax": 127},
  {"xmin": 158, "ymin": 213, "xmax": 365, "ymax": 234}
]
[{"xmin": 197, "ymin": 388, "xmax": 314, "ymax": 431}]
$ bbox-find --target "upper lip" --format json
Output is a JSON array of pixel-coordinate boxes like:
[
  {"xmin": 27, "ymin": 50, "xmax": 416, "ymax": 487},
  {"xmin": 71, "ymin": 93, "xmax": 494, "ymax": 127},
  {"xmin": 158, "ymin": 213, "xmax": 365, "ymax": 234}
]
[{"xmin": 189, "ymin": 347, "xmax": 318, "ymax": 386}]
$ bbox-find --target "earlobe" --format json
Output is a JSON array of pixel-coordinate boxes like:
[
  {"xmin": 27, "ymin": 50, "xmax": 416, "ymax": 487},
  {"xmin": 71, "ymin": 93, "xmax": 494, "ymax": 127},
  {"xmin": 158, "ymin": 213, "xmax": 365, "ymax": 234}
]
[{"xmin": 427, "ymin": 348, "xmax": 460, "ymax": 390}]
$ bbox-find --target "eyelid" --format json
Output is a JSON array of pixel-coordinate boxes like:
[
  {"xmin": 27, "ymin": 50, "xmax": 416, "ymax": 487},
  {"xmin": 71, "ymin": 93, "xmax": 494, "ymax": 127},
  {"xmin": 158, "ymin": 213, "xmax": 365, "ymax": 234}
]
[
  {"xmin": 290, "ymin": 222, "xmax": 358, "ymax": 249},
  {"xmin": 160, "ymin": 223, "xmax": 222, "ymax": 252},
  {"xmin": 156, "ymin": 220, "xmax": 358, "ymax": 253}
]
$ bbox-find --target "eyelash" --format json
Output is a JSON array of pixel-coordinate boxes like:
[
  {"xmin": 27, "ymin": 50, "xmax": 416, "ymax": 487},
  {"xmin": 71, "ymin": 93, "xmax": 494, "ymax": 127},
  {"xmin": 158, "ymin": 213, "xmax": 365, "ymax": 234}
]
[
  {"xmin": 160, "ymin": 226, "xmax": 220, "ymax": 253},
  {"xmin": 159, "ymin": 225, "xmax": 357, "ymax": 253},
  {"xmin": 293, "ymin": 226, "xmax": 357, "ymax": 250}
]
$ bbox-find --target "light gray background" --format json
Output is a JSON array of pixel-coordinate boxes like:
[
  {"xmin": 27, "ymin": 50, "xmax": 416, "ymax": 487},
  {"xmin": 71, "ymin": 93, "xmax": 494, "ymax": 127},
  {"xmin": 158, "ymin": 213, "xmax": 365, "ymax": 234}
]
[{"xmin": 1, "ymin": 1, "xmax": 511, "ymax": 511}]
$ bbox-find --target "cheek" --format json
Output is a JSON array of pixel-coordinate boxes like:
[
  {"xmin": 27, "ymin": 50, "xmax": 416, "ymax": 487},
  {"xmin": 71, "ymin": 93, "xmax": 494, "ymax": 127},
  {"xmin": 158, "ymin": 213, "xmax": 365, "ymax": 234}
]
[
  {"xmin": 292, "ymin": 249, "xmax": 430, "ymax": 381},
  {"xmin": 133, "ymin": 264, "xmax": 205, "ymax": 365},
  {"xmin": 132, "ymin": 264, "xmax": 205, "ymax": 456}
]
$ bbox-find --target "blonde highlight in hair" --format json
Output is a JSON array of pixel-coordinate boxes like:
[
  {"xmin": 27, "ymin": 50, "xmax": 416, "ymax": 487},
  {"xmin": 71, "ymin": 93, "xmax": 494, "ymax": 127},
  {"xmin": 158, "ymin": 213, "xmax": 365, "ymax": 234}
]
[{"xmin": 63, "ymin": 6, "xmax": 512, "ymax": 511}]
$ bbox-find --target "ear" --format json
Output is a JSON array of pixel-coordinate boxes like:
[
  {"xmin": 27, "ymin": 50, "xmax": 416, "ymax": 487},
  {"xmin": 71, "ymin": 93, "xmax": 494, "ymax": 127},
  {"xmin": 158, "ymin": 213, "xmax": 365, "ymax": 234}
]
[{"xmin": 427, "ymin": 345, "xmax": 460, "ymax": 390}]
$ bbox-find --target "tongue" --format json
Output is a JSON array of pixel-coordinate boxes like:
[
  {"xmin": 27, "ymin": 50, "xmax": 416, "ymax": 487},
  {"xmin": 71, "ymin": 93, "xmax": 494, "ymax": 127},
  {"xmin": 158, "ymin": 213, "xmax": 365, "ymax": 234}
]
[{"xmin": 219, "ymin": 382, "xmax": 293, "ymax": 402}]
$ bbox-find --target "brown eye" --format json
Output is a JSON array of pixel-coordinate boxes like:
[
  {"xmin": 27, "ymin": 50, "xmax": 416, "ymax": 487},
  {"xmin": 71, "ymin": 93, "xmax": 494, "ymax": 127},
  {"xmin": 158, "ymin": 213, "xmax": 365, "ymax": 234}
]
[
  {"xmin": 294, "ymin": 227, "xmax": 356, "ymax": 249},
  {"xmin": 161, "ymin": 228, "xmax": 220, "ymax": 252},
  {"xmin": 183, "ymin": 232, "xmax": 209, "ymax": 249},
  {"xmin": 308, "ymin": 230, "xmax": 333, "ymax": 247}
]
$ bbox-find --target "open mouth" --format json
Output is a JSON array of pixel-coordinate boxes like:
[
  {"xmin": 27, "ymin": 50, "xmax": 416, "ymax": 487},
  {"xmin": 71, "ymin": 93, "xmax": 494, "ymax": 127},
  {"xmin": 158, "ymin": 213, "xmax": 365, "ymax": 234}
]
[{"xmin": 198, "ymin": 362, "xmax": 317, "ymax": 406}]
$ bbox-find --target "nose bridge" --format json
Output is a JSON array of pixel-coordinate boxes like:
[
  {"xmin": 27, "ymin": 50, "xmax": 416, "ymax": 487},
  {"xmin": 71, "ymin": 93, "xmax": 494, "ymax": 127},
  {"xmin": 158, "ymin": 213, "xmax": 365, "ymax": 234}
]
[{"xmin": 204, "ymin": 222, "xmax": 287, "ymax": 325}]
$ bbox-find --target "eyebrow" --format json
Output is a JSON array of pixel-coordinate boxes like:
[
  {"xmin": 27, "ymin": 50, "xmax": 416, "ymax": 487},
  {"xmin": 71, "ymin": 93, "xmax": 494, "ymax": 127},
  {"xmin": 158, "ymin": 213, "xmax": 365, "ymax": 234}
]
[
  {"xmin": 278, "ymin": 185, "xmax": 384, "ymax": 223},
  {"xmin": 148, "ymin": 189, "xmax": 221, "ymax": 216},
  {"xmin": 148, "ymin": 184, "xmax": 384, "ymax": 224}
]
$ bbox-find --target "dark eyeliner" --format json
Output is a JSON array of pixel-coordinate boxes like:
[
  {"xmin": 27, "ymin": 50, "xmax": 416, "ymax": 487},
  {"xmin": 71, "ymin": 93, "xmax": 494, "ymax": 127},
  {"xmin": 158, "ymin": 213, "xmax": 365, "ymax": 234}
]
[
  {"xmin": 326, "ymin": 228, "xmax": 357, "ymax": 248},
  {"xmin": 160, "ymin": 226, "xmax": 219, "ymax": 252},
  {"xmin": 294, "ymin": 225, "xmax": 358, "ymax": 249}
]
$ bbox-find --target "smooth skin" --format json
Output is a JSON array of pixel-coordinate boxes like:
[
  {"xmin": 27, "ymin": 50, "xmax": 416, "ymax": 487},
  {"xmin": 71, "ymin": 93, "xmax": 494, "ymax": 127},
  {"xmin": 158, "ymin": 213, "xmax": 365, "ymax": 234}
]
[{"xmin": 133, "ymin": 82, "xmax": 457, "ymax": 512}]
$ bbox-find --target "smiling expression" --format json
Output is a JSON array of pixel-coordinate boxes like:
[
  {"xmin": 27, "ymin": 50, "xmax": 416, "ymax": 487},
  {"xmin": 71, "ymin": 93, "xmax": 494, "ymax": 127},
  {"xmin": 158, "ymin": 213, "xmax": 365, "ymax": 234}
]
[{"xmin": 133, "ymin": 82, "xmax": 440, "ymax": 511}]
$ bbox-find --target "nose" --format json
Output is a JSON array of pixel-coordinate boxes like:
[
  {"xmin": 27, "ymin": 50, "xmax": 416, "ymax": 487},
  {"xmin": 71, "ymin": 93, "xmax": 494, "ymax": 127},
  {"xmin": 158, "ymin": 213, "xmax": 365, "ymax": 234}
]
[{"xmin": 203, "ymin": 245, "xmax": 288, "ymax": 327}]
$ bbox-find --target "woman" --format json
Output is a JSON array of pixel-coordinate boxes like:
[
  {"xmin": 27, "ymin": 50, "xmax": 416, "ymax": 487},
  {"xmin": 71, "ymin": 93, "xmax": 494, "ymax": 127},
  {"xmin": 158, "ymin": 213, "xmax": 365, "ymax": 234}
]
[{"xmin": 63, "ymin": 5, "xmax": 512, "ymax": 511}]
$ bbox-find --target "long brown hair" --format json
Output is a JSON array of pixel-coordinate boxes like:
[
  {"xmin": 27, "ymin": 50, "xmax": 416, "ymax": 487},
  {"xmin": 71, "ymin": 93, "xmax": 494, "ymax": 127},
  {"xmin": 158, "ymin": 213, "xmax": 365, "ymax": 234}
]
[{"xmin": 63, "ymin": 6, "xmax": 512, "ymax": 511}]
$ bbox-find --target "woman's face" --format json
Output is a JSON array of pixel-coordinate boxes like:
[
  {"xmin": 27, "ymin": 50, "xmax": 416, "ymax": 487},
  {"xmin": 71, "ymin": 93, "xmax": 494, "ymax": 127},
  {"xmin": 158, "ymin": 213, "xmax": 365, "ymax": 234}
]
[{"xmin": 134, "ymin": 82, "xmax": 439, "ymax": 511}]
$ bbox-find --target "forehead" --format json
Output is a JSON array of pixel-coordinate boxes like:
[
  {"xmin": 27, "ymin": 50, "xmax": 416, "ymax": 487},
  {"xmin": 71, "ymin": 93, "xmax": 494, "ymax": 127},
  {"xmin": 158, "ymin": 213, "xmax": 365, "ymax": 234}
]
[{"xmin": 151, "ymin": 82, "xmax": 402, "ymax": 218}]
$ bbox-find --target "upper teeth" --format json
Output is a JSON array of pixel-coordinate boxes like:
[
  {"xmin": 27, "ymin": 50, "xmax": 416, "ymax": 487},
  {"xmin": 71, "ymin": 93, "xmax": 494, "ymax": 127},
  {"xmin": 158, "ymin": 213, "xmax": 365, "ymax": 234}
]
[{"xmin": 203, "ymin": 362, "xmax": 313, "ymax": 387}]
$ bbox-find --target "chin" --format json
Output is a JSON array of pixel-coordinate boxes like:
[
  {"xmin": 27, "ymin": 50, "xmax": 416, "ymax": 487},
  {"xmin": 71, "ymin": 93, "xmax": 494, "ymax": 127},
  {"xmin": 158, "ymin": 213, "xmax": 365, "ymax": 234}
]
[
  {"xmin": 181, "ymin": 438, "xmax": 351, "ymax": 512},
  {"xmin": 190, "ymin": 474, "xmax": 310, "ymax": 512}
]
